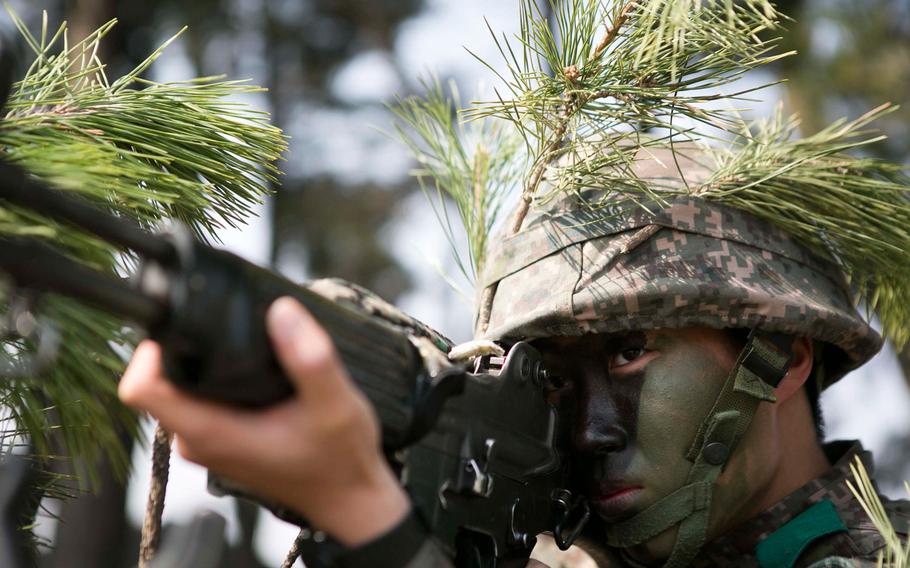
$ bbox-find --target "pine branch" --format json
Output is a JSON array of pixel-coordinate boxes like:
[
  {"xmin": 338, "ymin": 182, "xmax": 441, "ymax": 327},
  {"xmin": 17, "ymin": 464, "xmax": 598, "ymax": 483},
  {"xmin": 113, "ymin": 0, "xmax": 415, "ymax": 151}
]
[
  {"xmin": 460, "ymin": 0, "xmax": 792, "ymax": 239},
  {"xmin": 591, "ymin": 0, "xmax": 639, "ymax": 60},
  {"xmin": 0, "ymin": 8, "xmax": 286, "ymax": 483},
  {"xmin": 508, "ymin": 0, "xmax": 644, "ymax": 234},
  {"xmin": 465, "ymin": 0, "xmax": 788, "ymax": 134},
  {"xmin": 392, "ymin": 77, "xmax": 523, "ymax": 280}
]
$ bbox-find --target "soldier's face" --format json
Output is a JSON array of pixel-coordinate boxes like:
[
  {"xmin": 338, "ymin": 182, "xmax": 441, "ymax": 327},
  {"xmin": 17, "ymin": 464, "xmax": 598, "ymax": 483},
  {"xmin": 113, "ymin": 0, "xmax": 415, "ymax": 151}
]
[{"xmin": 539, "ymin": 327, "xmax": 778, "ymax": 561}]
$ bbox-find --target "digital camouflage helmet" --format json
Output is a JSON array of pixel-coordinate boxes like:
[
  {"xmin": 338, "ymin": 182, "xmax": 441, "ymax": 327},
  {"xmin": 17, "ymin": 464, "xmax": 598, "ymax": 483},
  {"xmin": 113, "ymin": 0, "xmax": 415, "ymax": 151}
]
[{"xmin": 478, "ymin": 147, "xmax": 883, "ymax": 387}]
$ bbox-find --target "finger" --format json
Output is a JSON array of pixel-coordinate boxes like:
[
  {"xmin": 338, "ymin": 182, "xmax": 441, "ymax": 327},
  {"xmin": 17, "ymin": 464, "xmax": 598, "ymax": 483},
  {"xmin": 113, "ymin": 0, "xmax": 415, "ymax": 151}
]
[
  {"xmin": 150, "ymin": 388, "xmax": 263, "ymax": 463},
  {"xmin": 267, "ymin": 296, "xmax": 356, "ymax": 406},
  {"xmin": 119, "ymin": 342, "xmax": 259, "ymax": 453},
  {"xmin": 118, "ymin": 340, "xmax": 165, "ymax": 407}
]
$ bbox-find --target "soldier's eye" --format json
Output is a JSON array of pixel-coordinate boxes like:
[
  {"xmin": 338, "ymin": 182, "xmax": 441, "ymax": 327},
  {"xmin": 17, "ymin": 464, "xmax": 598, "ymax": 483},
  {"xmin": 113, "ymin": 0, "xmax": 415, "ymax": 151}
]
[{"xmin": 612, "ymin": 347, "xmax": 646, "ymax": 367}]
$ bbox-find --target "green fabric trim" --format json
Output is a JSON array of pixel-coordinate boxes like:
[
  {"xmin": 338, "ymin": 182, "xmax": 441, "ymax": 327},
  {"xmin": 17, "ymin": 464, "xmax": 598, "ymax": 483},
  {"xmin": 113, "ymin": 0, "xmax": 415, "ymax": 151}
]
[
  {"xmin": 734, "ymin": 365, "xmax": 778, "ymax": 402},
  {"xmin": 686, "ymin": 333, "xmax": 786, "ymax": 460},
  {"xmin": 605, "ymin": 481, "xmax": 708, "ymax": 546},
  {"xmin": 662, "ymin": 410, "xmax": 742, "ymax": 568},
  {"xmin": 755, "ymin": 500, "xmax": 847, "ymax": 568}
]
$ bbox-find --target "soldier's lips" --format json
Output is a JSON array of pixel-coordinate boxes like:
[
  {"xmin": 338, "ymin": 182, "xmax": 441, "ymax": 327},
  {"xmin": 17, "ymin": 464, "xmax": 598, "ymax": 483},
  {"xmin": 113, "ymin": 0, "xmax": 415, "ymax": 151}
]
[{"xmin": 590, "ymin": 485, "xmax": 644, "ymax": 521}]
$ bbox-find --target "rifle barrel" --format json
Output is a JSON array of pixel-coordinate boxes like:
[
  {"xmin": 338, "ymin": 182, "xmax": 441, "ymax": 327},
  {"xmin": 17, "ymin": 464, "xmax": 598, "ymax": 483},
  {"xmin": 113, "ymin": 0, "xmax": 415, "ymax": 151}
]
[
  {"xmin": 0, "ymin": 162, "xmax": 176, "ymax": 263},
  {"xmin": 0, "ymin": 237, "xmax": 165, "ymax": 326}
]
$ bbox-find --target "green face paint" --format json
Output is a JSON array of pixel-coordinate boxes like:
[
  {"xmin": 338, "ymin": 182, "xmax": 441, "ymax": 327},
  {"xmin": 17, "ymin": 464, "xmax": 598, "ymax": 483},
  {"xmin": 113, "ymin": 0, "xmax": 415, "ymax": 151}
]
[{"xmin": 539, "ymin": 327, "xmax": 773, "ymax": 560}]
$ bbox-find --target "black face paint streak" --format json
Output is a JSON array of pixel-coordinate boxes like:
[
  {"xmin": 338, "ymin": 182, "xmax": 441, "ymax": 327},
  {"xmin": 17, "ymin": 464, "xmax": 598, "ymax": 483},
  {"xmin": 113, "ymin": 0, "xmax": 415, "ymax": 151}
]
[{"xmin": 537, "ymin": 333, "xmax": 646, "ymax": 501}]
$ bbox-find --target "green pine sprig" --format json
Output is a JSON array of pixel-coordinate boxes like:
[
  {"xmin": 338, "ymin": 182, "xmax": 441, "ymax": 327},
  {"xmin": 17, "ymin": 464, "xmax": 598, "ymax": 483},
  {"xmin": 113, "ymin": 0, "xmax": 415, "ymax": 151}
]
[
  {"xmin": 398, "ymin": 0, "xmax": 794, "ymax": 284},
  {"xmin": 0, "ymin": 7, "xmax": 286, "ymax": 482},
  {"xmin": 847, "ymin": 456, "xmax": 910, "ymax": 568},
  {"xmin": 464, "ymin": 0, "xmax": 791, "ymax": 229},
  {"xmin": 467, "ymin": 0, "xmax": 787, "ymax": 131},
  {"xmin": 393, "ymin": 78, "xmax": 524, "ymax": 281},
  {"xmin": 1, "ymin": 8, "xmax": 283, "ymax": 238}
]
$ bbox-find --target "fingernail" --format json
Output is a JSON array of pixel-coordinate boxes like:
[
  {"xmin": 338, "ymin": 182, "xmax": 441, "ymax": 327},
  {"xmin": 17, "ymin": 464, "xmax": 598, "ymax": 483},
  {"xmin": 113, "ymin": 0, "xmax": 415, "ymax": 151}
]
[{"xmin": 268, "ymin": 297, "xmax": 306, "ymax": 343}]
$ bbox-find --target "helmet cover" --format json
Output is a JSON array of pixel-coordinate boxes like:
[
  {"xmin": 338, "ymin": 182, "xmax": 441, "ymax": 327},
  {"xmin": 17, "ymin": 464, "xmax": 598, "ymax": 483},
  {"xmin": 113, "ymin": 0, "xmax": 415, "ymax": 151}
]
[{"xmin": 479, "ymin": 148, "xmax": 882, "ymax": 386}]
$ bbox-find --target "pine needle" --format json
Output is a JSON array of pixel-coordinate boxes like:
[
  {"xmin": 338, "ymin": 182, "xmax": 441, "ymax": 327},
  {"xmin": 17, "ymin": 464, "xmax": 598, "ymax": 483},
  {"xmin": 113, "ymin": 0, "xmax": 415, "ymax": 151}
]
[
  {"xmin": 847, "ymin": 457, "xmax": 910, "ymax": 567},
  {"xmin": 392, "ymin": 77, "xmax": 524, "ymax": 280},
  {"xmin": 401, "ymin": 0, "xmax": 795, "ymax": 284},
  {"xmin": 692, "ymin": 104, "xmax": 910, "ymax": 348}
]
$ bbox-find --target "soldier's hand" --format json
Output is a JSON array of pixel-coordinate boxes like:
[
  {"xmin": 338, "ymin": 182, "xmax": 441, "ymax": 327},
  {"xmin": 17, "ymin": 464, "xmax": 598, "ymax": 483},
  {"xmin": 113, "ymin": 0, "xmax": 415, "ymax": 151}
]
[{"xmin": 118, "ymin": 297, "xmax": 410, "ymax": 546}]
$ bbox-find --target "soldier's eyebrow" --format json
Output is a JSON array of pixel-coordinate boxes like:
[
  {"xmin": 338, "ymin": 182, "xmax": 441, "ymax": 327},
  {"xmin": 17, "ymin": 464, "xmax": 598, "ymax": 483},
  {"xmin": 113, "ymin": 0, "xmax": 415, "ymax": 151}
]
[{"xmin": 534, "ymin": 331, "xmax": 650, "ymax": 355}]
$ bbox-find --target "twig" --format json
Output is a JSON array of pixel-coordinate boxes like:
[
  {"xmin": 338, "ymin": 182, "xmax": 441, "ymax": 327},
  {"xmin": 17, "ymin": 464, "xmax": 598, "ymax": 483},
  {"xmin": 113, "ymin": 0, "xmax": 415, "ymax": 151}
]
[
  {"xmin": 139, "ymin": 424, "xmax": 171, "ymax": 568},
  {"xmin": 590, "ymin": 0, "xmax": 640, "ymax": 62},
  {"xmin": 509, "ymin": 0, "xmax": 642, "ymax": 236},
  {"xmin": 477, "ymin": 1, "xmax": 643, "ymax": 335},
  {"xmin": 508, "ymin": 120, "xmax": 568, "ymax": 234},
  {"xmin": 620, "ymin": 224, "xmax": 661, "ymax": 254},
  {"xmin": 472, "ymin": 148, "xmax": 489, "ymax": 270},
  {"xmin": 281, "ymin": 530, "xmax": 307, "ymax": 568}
]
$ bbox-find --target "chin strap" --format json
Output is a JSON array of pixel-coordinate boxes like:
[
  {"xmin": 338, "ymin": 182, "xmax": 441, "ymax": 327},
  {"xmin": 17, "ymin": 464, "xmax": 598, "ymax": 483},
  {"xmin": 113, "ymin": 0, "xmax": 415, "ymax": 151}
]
[{"xmin": 605, "ymin": 329, "xmax": 794, "ymax": 568}]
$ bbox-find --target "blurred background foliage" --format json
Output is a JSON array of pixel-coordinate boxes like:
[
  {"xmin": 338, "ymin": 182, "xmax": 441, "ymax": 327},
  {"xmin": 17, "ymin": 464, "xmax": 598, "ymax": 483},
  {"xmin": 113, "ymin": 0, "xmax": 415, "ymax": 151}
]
[
  {"xmin": 1, "ymin": 0, "xmax": 907, "ymax": 566},
  {"xmin": 775, "ymin": 0, "xmax": 909, "ymax": 162}
]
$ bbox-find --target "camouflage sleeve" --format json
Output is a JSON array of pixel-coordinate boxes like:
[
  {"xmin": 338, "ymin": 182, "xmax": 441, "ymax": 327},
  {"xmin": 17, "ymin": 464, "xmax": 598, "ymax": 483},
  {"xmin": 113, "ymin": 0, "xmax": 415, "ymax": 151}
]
[
  {"xmin": 333, "ymin": 508, "xmax": 455, "ymax": 568},
  {"xmin": 399, "ymin": 539, "xmax": 456, "ymax": 567},
  {"xmin": 333, "ymin": 510, "xmax": 545, "ymax": 567}
]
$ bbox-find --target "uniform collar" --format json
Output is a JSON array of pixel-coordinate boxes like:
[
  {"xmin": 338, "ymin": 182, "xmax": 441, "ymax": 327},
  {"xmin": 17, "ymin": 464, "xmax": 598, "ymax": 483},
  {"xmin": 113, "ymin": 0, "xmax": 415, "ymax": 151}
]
[{"xmin": 691, "ymin": 440, "xmax": 883, "ymax": 567}]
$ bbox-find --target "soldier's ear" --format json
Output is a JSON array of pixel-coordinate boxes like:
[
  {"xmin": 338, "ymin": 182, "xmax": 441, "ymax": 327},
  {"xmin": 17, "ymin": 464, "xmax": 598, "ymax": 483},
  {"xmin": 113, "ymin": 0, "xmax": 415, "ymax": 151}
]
[{"xmin": 772, "ymin": 337, "xmax": 814, "ymax": 403}]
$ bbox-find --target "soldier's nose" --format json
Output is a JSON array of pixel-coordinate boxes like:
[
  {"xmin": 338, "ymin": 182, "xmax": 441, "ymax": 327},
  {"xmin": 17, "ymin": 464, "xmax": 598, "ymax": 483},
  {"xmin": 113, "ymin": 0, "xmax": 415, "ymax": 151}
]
[
  {"xmin": 574, "ymin": 395, "xmax": 628, "ymax": 456},
  {"xmin": 576, "ymin": 420, "xmax": 628, "ymax": 455}
]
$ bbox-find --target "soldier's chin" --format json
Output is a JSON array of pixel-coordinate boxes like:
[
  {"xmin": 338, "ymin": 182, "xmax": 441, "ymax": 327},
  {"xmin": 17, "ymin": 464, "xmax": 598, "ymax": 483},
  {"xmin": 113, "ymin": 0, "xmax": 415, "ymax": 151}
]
[{"xmin": 619, "ymin": 527, "xmax": 681, "ymax": 567}]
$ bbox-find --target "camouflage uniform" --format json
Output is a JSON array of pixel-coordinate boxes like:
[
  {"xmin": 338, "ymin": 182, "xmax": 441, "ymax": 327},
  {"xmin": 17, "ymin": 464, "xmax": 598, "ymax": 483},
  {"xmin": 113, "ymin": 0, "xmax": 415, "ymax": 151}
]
[
  {"xmin": 343, "ymin": 150, "xmax": 909, "ymax": 568},
  {"xmin": 689, "ymin": 441, "xmax": 910, "ymax": 568},
  {"xmin": 472, "ymin": 148, "xmax": 907, "ymax": 567}
]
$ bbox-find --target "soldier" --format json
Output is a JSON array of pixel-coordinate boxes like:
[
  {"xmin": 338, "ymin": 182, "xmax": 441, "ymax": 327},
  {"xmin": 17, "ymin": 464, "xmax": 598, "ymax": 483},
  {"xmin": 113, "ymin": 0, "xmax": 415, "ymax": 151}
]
[{"xmin": 118, "ymin": 147, "xmax": 910, "ymax": 567}]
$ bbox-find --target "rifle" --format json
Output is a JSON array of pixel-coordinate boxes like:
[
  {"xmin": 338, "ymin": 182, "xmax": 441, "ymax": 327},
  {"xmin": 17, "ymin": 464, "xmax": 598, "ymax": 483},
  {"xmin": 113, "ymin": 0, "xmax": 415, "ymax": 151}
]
[{"xmin": 0, "ymin": 64, "xmax": 589, "ymax": 568}]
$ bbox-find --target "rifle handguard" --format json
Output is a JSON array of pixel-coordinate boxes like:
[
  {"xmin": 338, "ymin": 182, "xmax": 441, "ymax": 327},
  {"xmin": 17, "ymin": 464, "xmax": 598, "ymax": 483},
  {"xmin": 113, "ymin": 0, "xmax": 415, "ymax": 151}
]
[{"xmin": 138, "ymin": 226, "xmax": 457, "ymax": 449}]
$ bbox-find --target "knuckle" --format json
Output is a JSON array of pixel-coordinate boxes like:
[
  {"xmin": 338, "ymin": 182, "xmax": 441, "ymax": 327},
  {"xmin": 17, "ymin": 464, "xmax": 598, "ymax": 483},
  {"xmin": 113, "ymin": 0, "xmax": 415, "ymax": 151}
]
[
  {"xmin": 118, "ymin": 372, "xmax": 156, "ymax": 408},
  {"xmin": 117, "ymin": 377, "xmax": 139, "ymax": 405}
]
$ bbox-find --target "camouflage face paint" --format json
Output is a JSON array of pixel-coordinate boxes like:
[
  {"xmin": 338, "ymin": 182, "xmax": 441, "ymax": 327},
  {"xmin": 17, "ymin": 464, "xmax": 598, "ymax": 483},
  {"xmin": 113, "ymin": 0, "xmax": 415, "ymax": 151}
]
[{"xmin": 539, "ymin": 327, "xmax": 770, "ymax": 560}]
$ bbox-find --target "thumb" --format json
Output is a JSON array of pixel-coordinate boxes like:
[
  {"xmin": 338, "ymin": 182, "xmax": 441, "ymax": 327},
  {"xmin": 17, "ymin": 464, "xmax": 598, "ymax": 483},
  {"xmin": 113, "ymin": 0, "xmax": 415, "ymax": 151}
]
[{"xmin": 266, "ymin": 296, "xmax": 355, "ymax": 406}]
